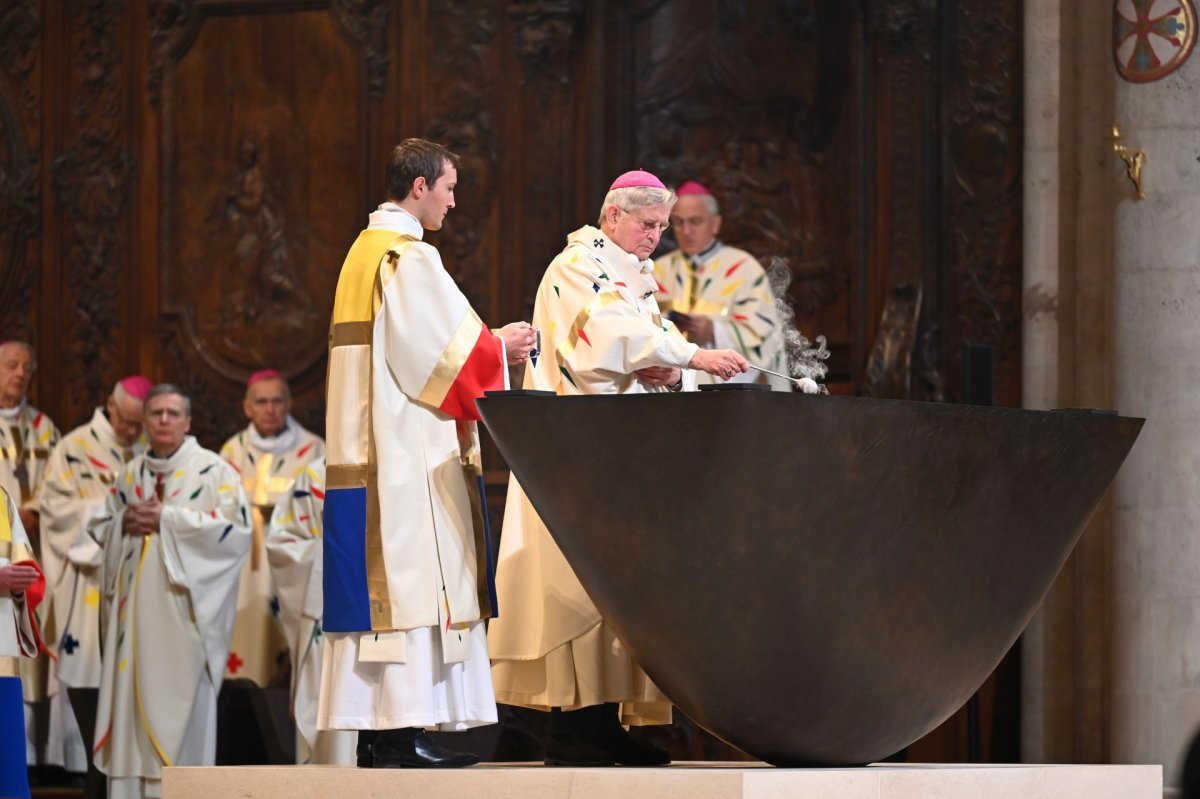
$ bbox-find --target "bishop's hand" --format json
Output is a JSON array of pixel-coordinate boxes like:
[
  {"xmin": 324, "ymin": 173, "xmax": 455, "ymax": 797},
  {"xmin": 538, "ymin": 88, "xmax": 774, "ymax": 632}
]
[
  {"xmin": 122, "ymin": 497, "xmax": 163, "ymax": 536},
  {"xmin": 0, "ymin": 563, "xmax": 39, "ymax": 595},
  {"xmin": 689, "ymin": 348, "xmax": 749, "ymax": 380}
]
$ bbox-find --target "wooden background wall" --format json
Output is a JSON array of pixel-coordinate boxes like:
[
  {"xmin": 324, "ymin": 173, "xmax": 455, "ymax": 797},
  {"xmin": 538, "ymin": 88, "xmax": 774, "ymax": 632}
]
[{"xmin": 0, "ymin": 0, "xmax": 1022, "ymax": 761}]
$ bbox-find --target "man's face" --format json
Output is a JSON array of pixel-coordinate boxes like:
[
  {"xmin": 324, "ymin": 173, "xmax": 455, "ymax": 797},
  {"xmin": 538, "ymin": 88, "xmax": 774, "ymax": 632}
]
[
  {"xmin": 145, "ymin": 394, "xmax": 191, "ymax": 454},
  {"xmin": 106, "ymin": 391, "xmax": 145, "ymax": 447},
  {"xmin": 0, "ymin": 345, "xmax": 34, "ymax": 407},
  {"xmin": 414, "ymin": 162, "xmax": 457, "ymax": 231},
  {"xmin": 243, "ymin": 379, "xmax": 290, "ymax": 438},
  {"xmin": 669, "ymin": 195, "xmax": 722, "ymax": 256},
  {"xmin": 608, "ymin": 203, "xmax": 670, "ymax": 261}
]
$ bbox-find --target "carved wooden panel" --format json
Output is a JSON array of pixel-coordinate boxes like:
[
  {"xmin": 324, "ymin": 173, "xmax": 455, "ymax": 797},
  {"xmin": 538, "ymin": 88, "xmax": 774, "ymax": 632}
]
[
  {"xmin": 0, "ymin": 1, "xmax": 40, "ymax": 371},
  {"xmin": 629, "ymin": 0, "xmax": 863, "ymax": 383},
  {"xmin": 153, "ymin": 1, "xmax": 385, "ymax": 444}
]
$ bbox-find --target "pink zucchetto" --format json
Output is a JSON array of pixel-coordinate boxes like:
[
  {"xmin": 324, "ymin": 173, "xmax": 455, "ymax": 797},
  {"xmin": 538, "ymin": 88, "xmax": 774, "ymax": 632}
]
[
  {"xmin": 676, "ymin": 180, "xmax": 713, "ymax": 197},
  {"xmin": 118, "ymin": 375, "xmax": 154, "ymax": 401},
  {"xmin": 247, "ymin": 369, "xmax": 285, "ymax": 387},
  {"xmin": 609, "ymin": 170, "xmax": 667, "ymax": 191}
]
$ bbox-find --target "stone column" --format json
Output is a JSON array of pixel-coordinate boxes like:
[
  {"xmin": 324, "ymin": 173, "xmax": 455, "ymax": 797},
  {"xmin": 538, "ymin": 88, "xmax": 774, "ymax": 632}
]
[
  {"xmin": 1110, "ymin": 8, "xmax": 1200, "ymax": 786},
  {"xmin": 1021, "ymin": 0, "xmax": 1116, "ymax": 766}
]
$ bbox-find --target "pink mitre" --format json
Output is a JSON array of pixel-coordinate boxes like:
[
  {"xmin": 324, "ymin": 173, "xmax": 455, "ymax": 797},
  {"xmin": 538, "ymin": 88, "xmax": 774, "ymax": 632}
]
[
  {"xmin": 609, "ymin": 169, "xmax": 667, "ymax": 190},
  {"xmin": 119, "ymin": 375, "xmax": 154, "ymax": 401},
  {"xmin": 247, "ymin": 368, "xmax": 285, "ymax": 387},
  {"xmin": 676, "ymin": 180, "xmax": 713, "ymax": 197}
]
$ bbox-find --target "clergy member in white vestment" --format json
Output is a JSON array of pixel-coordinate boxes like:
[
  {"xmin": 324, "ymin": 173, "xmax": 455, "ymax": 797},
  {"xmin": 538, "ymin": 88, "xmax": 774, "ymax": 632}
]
[
  {"xmin": 0, "ymin": 341, "xmax": 70, "ymax": 774},
  {"xmin": 88, "ymin": 385, "xmax": 251, "ymax": 799},
  {"xmin": 266, "ymin": 457, "xmax": 355, "ymax": 765},
  {"xmin": 653, "ymin": 180, "xmax": 791, "ymax": 390},
  {"xmin": 0, "ymin": 486, "xmax": 46, "ymax": 799},
  {"xmin": 35, "ymin": 375, "xmax": 152, "ymax": 779},
  {"xmin": 220, "ymin": 370, "xmax": 324, "ymax": 686},
  {"xmin": 487, "ymin": 170, "xmax": 749, "ymax": 767},
  {"xmin": 320, "ymin": 138, "xmax": 536, "ymax": 768}
]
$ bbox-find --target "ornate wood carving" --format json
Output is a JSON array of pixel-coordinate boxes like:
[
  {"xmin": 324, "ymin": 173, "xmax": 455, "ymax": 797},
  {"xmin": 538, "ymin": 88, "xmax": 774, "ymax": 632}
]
[
  {"xmin": 631, "ymin": 0, "xmax": 859, "ymax": 381},
  {"xmin": 0, "ymin": 0, "xmax": 40, "ymax": 345},
  {"xmin": 943, "ymin": 1, "xmax": 1023, "ymax": 406},
  {"xmin": 156, "ymin": 3, "xmax": 379, "ymax": 442},
  {"xmin": 331, "ymin": 0, "xmax": 389, "ymax": 99},
  {"xmin": 425, "ymin": 1, "xmax": 500, "ymax": 319},
  {"xmin": 52, "ymin": 0, "xmax": 134, "ymax": 423}
]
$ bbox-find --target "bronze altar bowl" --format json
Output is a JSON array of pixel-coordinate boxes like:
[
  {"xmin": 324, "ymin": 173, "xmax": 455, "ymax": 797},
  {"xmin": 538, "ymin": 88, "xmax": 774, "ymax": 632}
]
[{"xmin": 477, "ymin": 391, "xmax": 1142, "ymax": 766}]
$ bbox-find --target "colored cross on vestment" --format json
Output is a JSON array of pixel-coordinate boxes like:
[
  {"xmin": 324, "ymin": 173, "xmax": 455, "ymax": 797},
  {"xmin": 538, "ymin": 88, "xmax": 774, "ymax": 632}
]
[
  {"xmin": 227, "ymin": 652, "xmax": 244, "ymax": 674},
  {"xmin": 60, "ymin": 634, "xmax": 80, "ymax": 655}
]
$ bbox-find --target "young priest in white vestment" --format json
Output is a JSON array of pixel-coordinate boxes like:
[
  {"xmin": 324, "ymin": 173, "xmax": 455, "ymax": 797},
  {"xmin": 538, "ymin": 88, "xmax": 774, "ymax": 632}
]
[
  {"xmin": 319, "ymin": 137, "xmax": 537, "ymax": 768},
  {"xmin": 487, "ymin": 170, "xmax": 748, "ymax": 766},
  {"xmin": 88, "ymin": 385, "xmax": 251, "ymax": 799}
]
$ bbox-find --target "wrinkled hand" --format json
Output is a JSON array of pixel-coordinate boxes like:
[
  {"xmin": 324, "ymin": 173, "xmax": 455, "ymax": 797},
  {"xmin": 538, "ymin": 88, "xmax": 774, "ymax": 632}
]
[
  {"xmin": 635, "ymin": 366, "xmax": 681, "ymax": 387},
  {"xmin": 0, "ymin": 563, "xmax": 39, "ymax": 594},
  {"xmin": 672, "ymin": 312, "xmax": 715, "ymax": 345},
  {"xmin": 688, "ymin": 348, "xmax": 749, "ymax": 380},
  {"xmin": 122, "ymin": 497, "xmax": 163, "ymax": 537},
  {"xmin": 498, "ymin": 322, "xmax": 538, "ymax": 364}
]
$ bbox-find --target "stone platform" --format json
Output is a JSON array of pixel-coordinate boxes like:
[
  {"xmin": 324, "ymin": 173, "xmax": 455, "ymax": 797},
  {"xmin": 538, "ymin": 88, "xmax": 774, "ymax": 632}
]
[{"xmin": 163, "ymin": 762, "xmax": 1162, "ymax": 799}]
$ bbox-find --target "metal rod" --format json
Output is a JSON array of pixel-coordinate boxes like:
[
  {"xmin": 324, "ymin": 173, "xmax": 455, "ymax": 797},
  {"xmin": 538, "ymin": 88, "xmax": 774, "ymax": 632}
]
[{"xmin": 748, "ymin": 365, "xmax": 801, "ymax": 385}]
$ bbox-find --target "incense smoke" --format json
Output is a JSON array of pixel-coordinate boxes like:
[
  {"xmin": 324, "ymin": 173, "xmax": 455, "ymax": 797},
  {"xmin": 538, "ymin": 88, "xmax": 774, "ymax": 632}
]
[{"xmin": 765, "ymin": 256, "xmax": 830, "ymax": 394}]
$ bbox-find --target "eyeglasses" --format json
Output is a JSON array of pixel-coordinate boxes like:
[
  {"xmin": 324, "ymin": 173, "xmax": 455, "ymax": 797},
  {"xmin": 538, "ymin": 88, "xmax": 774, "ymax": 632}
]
[{"xmin": 621, "ymin": 209, "xmax": 670, "ymax": 234}]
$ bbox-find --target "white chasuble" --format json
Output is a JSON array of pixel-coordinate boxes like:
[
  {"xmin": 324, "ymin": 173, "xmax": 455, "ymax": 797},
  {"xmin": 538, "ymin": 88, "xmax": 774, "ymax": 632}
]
[
  {"xmin": 88, "ymin": 436, "xmax": 250, "ymax": 799},
  {"xmin": 265, "ymin": 458, "xmax": 353, "ymax": 764},
  {"xmin": 319, "ymin": 204, "xmax": 504, "ymax": 731},
  {"xmin": 220, "ymin": 421, "xmax": 324, "ymax": 686},
  {"xmin": 488, "ymin": 225, "xmax": 698, "ymax": 726},
  {"xmin": 653, "ymin": 242, "xmax": 790, "ymax": 389},
  {"xmin": 38, "ymin": 408, "xmax": 144, "ymax": 690}
]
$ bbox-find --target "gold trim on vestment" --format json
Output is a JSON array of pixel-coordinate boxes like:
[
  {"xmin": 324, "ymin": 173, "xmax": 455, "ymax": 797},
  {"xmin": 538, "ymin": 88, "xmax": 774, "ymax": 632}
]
[
  {"xmin": 326, "ymin": 464, "xmax": 369, "ymax": 489},
  {"xmin": 132, "ymin": 537, "xmax": 173, "ymax": 767},
  {"xmin": 417, "ymin": 310, "xmax": 485, "ymax": 410},
  {"xmin": 555, "ymin": 292, "xmax": 623, "ymax": 367},
  {"xmin": 365, "ymin": 437, "xmax": 392, "ymax": 630},
  {"xmin": 331, "ymin": 321, "xmax": 373, "ymax": 348}
]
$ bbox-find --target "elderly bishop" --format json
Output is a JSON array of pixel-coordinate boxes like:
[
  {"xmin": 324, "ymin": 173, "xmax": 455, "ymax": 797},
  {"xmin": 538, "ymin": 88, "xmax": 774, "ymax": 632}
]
[
  {"xmin": 220, "ymin": 370, "xmax": 324, "ymax": 686},
  {"xmin": 88, "ymin": 385, "xmax": 251, "ymax": 799}
]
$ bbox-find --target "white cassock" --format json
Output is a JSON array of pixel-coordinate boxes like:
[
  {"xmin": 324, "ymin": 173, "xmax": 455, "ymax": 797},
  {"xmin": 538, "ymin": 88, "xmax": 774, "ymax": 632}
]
[
  {"xmin": 220, "ymin": 419, "xmax": 324, "ymax": 686},
  {"xmin": 487, "ymin": 224, "xmax": 698, "ymax": 726},
  {"xmin": 35, "ymin": 408, "xmax": 143, "ymax": 772},
  {"xmin": 265, "ymin": 457, "xmax": 354, "ymax": 764},
  {"xmin": 319, "ymin": 203, "xmax": 506, "ymax": 732},
  {"xmin": 653, "ymin": 241, "xmax": 791, "ymax": 390},
  {"xmin": 88, "ymin": 436, "xmax": 251, "ymax": 799}
]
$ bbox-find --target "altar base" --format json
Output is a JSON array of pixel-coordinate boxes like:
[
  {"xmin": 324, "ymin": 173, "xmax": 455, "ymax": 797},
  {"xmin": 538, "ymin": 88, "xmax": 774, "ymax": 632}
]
[{"xmin": 163, "ymin": 762, "xmax": 1161, "ymax": 799}]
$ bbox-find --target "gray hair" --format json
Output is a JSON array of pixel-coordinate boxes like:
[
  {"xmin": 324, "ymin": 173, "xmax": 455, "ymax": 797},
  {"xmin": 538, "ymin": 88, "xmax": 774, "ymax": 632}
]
[
  {"xmin": 144, "ymin": 383, "xmax": 192, "ymax": 417},
  {"xmin": 0, "ymin": 341, "xmax": 36, "ymax": 371},
  {"xmin": 597, "ymin": 186, "xmax": 677, "ymax": 226},
  {"xmin": 697, "ymin": 193, "xmax": 720, "ymax": 215}
]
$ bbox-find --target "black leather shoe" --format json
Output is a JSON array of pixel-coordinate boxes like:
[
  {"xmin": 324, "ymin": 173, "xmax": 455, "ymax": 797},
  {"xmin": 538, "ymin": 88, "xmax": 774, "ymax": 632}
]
[
  {"xmin": 544, "ymin": 730, "xmax": 617, "ymax": 767},
  {"xmin": 356, "ymin": 730, "xmax": 377, "ymax": 768},
  {"xmin": 543, "ymin": 704, "xmax": 670, "ymax": 767},
  {"xmin": 371, "ymin": 728, "xmax": 480, "ymax": 768}
]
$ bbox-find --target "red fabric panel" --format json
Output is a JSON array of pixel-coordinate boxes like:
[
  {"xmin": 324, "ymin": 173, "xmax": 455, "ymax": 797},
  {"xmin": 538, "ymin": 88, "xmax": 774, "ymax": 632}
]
[
  {"xmin": 437, "ymin": 326, "xmax": 506, "ymax": 421},
  {"xmin": 14, "ymin": 558, "xmax": 48, "ymax": 656}
]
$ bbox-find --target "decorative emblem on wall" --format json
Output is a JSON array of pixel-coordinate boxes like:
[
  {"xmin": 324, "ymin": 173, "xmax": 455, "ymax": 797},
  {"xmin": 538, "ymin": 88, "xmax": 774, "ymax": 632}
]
[{"xmin": 1114, "ymin": 0, "xmax": 1197, "ymax": 83}]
